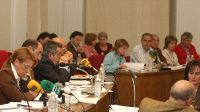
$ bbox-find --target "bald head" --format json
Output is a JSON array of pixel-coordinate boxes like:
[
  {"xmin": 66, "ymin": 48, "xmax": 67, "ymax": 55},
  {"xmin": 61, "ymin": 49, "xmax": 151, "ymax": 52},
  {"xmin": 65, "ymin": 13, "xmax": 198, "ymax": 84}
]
[
  {"xmin": 52, "ymin": 37, "xmax": 66, "ymax": 47},
  {"xmin": 170, "ymin": 80, "xmax": 195, "ymax": 101}
]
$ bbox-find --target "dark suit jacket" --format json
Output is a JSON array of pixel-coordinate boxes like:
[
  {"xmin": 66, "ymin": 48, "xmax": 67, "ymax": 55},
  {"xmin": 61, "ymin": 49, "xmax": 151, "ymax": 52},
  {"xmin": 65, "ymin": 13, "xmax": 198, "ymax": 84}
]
[
  {"xmin": 34, "ymin": 57, "xmax": 71, "ymax": 85},
  {"xmin": 0, "ymin": 67, "xmax": 35, "ymax": 104},
  {"xmin": 67, "ymin": 42, "xmax": 86, "ymax": 62},
  {"xmin": 139, "ymin": 97, "xmax": 197, "ymax": 112}
]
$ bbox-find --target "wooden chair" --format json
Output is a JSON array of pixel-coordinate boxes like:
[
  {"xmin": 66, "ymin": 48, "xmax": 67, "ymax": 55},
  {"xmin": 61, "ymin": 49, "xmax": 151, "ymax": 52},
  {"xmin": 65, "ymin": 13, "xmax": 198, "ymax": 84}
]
[{"xmin": 114, "ymin": 70, "xmax": 136, "ymax": 107}]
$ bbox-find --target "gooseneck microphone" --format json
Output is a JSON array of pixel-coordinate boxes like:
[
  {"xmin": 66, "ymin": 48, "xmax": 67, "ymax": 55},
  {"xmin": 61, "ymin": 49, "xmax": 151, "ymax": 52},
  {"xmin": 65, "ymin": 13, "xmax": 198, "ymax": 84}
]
[{"xmin": 10, "ymin": 80, "xmax": 31, "ymax": 112}]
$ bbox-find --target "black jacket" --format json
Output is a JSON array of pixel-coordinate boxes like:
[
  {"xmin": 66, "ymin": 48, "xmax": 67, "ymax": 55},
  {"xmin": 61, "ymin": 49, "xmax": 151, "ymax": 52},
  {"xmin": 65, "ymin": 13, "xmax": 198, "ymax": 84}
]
[{"xmin": 33, "ymin": 57, "xmax": 71, "ymax": 85}]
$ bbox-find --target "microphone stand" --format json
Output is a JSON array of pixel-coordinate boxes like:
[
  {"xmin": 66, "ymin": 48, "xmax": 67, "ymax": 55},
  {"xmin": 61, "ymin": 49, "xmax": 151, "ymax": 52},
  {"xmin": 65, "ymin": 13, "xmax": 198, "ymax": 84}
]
[
  {"xmin": 129, "ymin": 70, "xmax": 137, "ymax": 107},
  {"xmin": 10, "ymin": 81, "xmax": 31, "ymax": 112},
  {"xmin": 76, "ymin": 67, "xmax": 94, "ymax": 86}
]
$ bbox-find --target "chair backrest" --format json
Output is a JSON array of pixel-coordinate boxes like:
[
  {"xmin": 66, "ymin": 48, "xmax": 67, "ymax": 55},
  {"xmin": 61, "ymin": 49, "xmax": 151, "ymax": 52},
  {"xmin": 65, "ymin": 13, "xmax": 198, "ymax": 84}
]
[
  {"xmin": 88, "ymin": 55, "xmax": 105, "ymax": 71},
  {"xmin": 0, "ymin": 50, "xmax": 11, "ymax": 69},
  {"xmin": 125, "ymin": 56, "xmax": 130, "ymax": 62},
  {"xmin": 114, "ymin": 70, "xmax": 135, "ymax": 106}
]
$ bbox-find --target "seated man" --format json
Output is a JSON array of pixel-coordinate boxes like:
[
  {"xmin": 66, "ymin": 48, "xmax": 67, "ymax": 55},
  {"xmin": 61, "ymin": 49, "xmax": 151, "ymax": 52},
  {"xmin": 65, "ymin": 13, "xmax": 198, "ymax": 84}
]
[
  {"xmin": 67, "ymin": 31, "xmax": 86, "ymax": 63},
  {"xmin": 52, "ymin": 37, "xmax": 73, "ymax": 64},
  {"xmin": 174, "ymin": 32, "xmax": 199, "ymax": 64},
  {"xmin": 139, "ymin": 80, "xmax": 197, "ymax": 112},
  {"xmin": 34, "ymin": 41, "xmax": 71, "ymax": 85},
  {"xmin": 151, "ymin": 34, "xmax": 167, "ymax": 64},
  {"xmin": 131, "ymin": 33, "xmax": 153, "ymax": 65},
  {"xmin": 22, "ymin": 39, "xmax": 43, "ymax": 62}
]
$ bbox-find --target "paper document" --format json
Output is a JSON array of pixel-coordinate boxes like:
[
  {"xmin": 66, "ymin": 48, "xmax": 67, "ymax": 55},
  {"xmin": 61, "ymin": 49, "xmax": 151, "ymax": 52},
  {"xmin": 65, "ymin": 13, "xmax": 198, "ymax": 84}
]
[
  {"xmin": 109, "ymin": 105, "xmax": 139, "ymax": 112},
  {"xmin": 124, "ymin": 63, "xmax": 144, "ymax": 71}
]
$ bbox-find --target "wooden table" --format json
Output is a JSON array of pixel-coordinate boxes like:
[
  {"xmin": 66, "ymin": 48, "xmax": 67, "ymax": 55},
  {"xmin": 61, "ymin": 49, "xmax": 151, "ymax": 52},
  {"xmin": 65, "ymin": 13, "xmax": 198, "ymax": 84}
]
[
  {"xmin": 59, "ymin": 84, "xmax": 113, "ymax": 112},
  {"xmin": 115, "ymin": 69, "xmax": 185, "ymax": 106}
]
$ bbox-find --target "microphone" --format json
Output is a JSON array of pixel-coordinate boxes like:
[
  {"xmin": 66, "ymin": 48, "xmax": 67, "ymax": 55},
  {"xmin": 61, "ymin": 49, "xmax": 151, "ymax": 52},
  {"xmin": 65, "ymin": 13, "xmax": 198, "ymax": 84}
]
[
  {"xmin": 9, "ymin": 80, "xmax": 31, "ymax": 112},
  {"xmin": 41, "ymin": 80, "xmax": 71, "ymax": 95},
  {"xmin": 80, "ymin": 58, "xmax": 98, "ymax": 72},
  {"xmin": 27, "ymin": 80, "xmax": 44, "ymax": 94}
]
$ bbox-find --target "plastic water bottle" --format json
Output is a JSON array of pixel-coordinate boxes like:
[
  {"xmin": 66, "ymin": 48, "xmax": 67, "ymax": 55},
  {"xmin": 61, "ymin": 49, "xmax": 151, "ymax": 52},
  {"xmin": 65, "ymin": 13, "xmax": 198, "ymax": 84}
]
[
  {"xmin": 99, "ymin": 64, "xmax": 105, "ymax": 85},
  {"xmin": 186, "ymin": 55, "xmax": 190, "ymax": 64},
  {"xmin": 76, "ymin": 53, "xmax": 82, "ymax": 65},
  {"xmin": 95, "ymin": 74, "xmax": 102, "ymax": 97},
  {"xmin": 48, "ymin": 92, "xmax": 58, "ymax": 112},
  {"xmin": 64, "ymin": 82, "xmax": 71, "ymax": 107}
]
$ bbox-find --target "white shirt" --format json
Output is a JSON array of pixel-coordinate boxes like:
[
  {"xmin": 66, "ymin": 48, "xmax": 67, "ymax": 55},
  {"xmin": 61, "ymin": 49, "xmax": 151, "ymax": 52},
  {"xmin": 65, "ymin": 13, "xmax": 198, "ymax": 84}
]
[
  {"xmin": 131, "ymin": 44, "xmax": 153, "ymax": 64},
  {"xmin": 11, "ymin": 63, "xmax": 20, "ymax": 85},
  {"xmin": 162, "ymin": 49, "xmax": 180, "ymax": 66}
]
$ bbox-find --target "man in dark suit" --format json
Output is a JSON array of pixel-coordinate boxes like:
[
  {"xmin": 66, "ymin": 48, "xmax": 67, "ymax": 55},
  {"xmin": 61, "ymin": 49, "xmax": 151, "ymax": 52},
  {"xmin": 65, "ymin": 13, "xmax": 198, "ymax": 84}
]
[
  {"xmin": 34, "ymin": 41, "xmax": 71, "ymax": 85},
  {"xmin": 67, "ymin": 31, "xmax": 86, "ymax": 63},
  {"xmin": 139, "ymin": 80, "xmax": 197, "ymax": 112}
]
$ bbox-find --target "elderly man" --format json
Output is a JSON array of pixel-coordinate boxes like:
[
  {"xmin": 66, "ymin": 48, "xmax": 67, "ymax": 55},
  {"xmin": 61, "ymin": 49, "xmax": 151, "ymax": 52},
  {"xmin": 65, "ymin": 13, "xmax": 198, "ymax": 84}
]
[
  {"xmin": 139, "ymin": 80, "xmax": 197, "ymax": 112},
  {"xmin": 34, "ymin": 41, "xmax": 71, "ymax": 85},
  {"xmin": 52, "ymin": 37, "xmax": 73, "ymax": 64},
  {"xmin": 22, "ymin": 39, "xmax": 43, "ymax": 61},
  {"xmin": 131, "ymin": 33, "xmax": 153, "ymax": 65},
  {"xmin": 174, "ymin": 32, "xmax": 199, "ymax": 64},
  {"xmin": 151, "ymin": 34, "xmax": 167, "ymax": 64}
]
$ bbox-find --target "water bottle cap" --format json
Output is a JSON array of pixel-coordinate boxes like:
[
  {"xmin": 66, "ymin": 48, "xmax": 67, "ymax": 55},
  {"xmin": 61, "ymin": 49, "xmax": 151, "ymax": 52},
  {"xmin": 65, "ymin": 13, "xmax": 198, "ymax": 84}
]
[{"xmin": 65, "ymin": 82, "xmax": 70, "ymax": 86}]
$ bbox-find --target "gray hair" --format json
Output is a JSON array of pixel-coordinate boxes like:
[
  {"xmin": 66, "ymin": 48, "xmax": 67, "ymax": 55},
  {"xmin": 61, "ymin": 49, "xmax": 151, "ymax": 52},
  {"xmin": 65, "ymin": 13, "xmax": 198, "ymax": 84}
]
[
  {"xmin": 181, "ymin": 32, "xmax": 193, "ymax": 40},
  {"xmin": 42, "ymin": 40, "xmax": 62, "ymax": 57}
]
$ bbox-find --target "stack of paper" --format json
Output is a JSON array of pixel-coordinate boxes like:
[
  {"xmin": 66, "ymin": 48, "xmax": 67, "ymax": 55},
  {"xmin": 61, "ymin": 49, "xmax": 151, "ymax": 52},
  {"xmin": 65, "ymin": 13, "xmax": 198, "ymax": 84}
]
[{"xmin": 124, "ymin": 63, "xmax": 144, "ymax": 71}]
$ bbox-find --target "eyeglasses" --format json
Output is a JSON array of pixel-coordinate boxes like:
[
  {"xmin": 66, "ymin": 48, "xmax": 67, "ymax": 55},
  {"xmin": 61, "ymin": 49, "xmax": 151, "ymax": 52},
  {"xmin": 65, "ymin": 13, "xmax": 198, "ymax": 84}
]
[{"xmin": 22, "ymin": 63, "xmax": 32, "ymax": 72}]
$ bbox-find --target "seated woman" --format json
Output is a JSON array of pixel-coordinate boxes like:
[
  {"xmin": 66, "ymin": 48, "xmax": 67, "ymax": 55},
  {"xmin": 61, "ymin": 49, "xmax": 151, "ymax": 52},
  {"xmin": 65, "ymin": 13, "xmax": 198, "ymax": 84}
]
[
  {"xmin": 185, "ymin": 60, "xmax": 200, "ymax": 110},
  {"xmin": 0, "ymin": 47, "xmax": 38, "ymax": 104},
  {"xmin": 81, "ymin": 33, "xmax": 98, "ymax": 58},
  {"xmin": 94, "ymin": 32, "xmax": 112, "ymax": 55},
  {"xmin": 162, "ymin": 35, "xmax": 180, "ymax": 66},
  {"xmin": 103, "ymin": 38, "xmax": 129, "ymax": 76}
]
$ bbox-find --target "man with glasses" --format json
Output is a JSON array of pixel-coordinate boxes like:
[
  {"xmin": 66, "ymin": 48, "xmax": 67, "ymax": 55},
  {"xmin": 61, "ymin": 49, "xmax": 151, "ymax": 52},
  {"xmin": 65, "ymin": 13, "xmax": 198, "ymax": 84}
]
[
  {"xmin": 34, "ymin": 41, "xmax": 71, "ymax": 85},
  {"xmin": 131, "ymin": 33, "xmax": 154, "ymax": 65}
]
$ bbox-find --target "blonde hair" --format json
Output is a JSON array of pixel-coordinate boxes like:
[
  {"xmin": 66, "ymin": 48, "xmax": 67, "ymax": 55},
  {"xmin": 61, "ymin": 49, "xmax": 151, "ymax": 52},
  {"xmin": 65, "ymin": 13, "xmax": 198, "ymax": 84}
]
[{"xmin": 113, "ymin": 39, "xmax": 129, "ymax": 52}]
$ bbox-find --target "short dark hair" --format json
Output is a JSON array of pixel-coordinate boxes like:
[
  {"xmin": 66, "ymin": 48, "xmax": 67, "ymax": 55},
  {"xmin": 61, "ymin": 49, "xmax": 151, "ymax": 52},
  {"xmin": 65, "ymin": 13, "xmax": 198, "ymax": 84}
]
[
  {"xmin": 84, "ymin": 33, "xmax": 97, "ymax": 45},
  {"xmin": 163, "ymin": 35, "xmax": 177, "ymax": 49},
  {"xmin": 37, "ymin": 32, "xmax": 50, "ymax": 41},
  {"xmin": 69, "ymin": 31, "xmax": 83, "ymax": 40},
  {"xmin": 113, "ymin": 38, "xmax": 129, "ymax": 52},
  {"xmin": 184, "ymin": 60, "xmax": 200, "ymax": 80},
  {"xmin": 22, "ymin": 39, "xmax": 38, "ymax": 50},
  {"xmin": 142, "ymin": 33, "xmax": 153, "ymax": 39},
  {"xmin": 49, "ymin": 33, "xmax": 58, "ymax": 39},
  {"xmin": 42, "ymin": 40, "xmax": 62, "ymax": 57},
  {"xmin": 181, "ymin": 32, "xmax": 193, "ymax": 40}
]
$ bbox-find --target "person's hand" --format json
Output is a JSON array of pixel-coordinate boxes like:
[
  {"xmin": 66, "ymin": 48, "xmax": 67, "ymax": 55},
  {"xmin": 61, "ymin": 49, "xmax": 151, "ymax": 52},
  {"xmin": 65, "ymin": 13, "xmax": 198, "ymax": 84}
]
[
  {"xmin": 59, "ymin": 51, "xmax": 73, "ymax": 63},
  {"xmin": 119, "ymin": 64, "xmax": 127, "ymax": 69}
]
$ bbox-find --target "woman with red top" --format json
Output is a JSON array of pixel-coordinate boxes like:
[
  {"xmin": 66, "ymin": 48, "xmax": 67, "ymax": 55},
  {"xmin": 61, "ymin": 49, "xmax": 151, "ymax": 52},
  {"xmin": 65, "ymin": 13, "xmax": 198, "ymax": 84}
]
[
  {"xmin": 81, "ymin": 33, "xmax": 98, "ymax": 58},
  {"xmin": 174, "ymin": 32, "xmax": 199, "ymax": 64},
  {"xmin": 94, "ymin": 32, "xmax": 112, "ymax": 55}
]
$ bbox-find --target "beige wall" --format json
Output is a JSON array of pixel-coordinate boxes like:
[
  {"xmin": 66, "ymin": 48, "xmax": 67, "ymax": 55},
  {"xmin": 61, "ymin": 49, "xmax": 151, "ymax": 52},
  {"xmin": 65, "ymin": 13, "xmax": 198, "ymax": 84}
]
[
  {"xmin": 0, "ymin": 0, "xmax": 27, "ymax": 51},
  {"xmin": 0, "ymin": 0, "xmax": 11, "ymax": 51},
  {"xmin": 86, "ymin": 0, "xmax": 170, "ymax": 54}
]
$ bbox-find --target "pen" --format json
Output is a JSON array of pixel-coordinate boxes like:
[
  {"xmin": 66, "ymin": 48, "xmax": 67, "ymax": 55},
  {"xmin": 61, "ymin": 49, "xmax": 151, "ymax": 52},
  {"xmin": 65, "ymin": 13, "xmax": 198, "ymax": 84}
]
[{"xmin": 17, "ymin": 104, "xmax": 31, "ymax": 108}]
